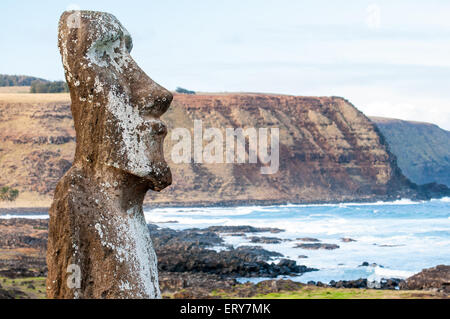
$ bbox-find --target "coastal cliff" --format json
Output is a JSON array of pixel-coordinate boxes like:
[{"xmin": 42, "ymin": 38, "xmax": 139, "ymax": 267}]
[
  {"xmin": 0, "ymin": 92, "xmax": 444, "ymax": 208},
  {"xmin": 154, "ymin": 93, "xmax": 417, "ymax": 205},
  {"xmin": 371, "ymin": 117, "xmax": 450, "ymax": 187}
]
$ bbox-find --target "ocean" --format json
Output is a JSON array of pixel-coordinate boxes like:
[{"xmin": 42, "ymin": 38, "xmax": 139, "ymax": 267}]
[
  {"xmin": 2, "ymin": 197, "xmax": 449, "ymax": 284},
  {"xmin": 145, "ymin": 198, "xmax": 450, "ymax": 284}
]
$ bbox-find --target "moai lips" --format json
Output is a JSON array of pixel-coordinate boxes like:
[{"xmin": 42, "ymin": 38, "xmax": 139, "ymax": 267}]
[{"xmin": 46, "ymin": 11, "xmax": 172, "ymax": 299}]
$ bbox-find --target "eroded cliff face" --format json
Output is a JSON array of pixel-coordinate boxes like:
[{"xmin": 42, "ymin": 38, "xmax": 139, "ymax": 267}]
[
  {"xmin": 0, "ymin": 94, "xmax": 74, "ymax": 202},
  {"xmin": 152, "ymin": 93, "xmax": 413, "ymax": 205},
  {"xmin": 0, "ymin": 93, "xmax": 416, "ymax": 207},
  {"xmin": 371, "ymin": 117, "xmax": 450, "ymax": 187}
]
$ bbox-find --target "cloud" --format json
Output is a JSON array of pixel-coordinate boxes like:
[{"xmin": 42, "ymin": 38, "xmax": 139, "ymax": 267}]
[
  {"xmin": 363, "ymin": 100, "xmax": 450, "ymax": 131},
  {"xmin": 366, "ymin": 4, "xmax": 381, "ymax": 30},
  {"xmin": 331, "ymin": 86, "xmax": 450, "ymax": 131}
]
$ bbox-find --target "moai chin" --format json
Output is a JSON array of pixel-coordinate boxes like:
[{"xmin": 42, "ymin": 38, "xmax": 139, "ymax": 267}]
[{"xmin": 46, "ymin": 11, "xmax": 172, "ymax": 299}]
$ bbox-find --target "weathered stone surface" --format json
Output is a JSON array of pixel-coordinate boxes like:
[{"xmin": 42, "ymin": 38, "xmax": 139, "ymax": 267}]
[
  {"xmin": 46, "ymin": 11, "xmax": 172, "ymax": 299},
  {"xmin": 400, "ymin": 265, "xmax": 450, "ymax": 292}
]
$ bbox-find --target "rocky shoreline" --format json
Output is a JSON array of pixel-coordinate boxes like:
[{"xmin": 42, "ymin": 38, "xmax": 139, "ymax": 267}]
[{"xmin": 0, "ymin": 218, "xmax": 448, "ymax": 299}]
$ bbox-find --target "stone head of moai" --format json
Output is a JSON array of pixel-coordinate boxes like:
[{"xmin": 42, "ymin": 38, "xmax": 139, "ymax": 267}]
[
  {"xmin": 46, "ymin": 11, "xmax": 172, "ymax": 299},
  {"xmin": 58, "ymin": 10, "xmax": 172, "ymax": 190}
]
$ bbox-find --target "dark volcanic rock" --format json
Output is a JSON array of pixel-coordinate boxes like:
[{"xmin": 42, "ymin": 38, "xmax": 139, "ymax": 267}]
[
  {"xmin": 159, "ymin": 272, "xmax": 237, "ymax": 299},
  {"xmin": 400, "ymin": 265, "xmax": 450, "ymax": 292},
  {"xmin": 0, "ymin": 219, "xmax": 48, "ymax": 279},
  {"xmin": 148, "ymin": 224, "xmax": 224, "ymax": 248},
  {"xmin": 224, "ymin": 233, "xmax": 247, "ymax": 237},
  {"xmin": 294, "ymin": 243, "xmax": 340, "ymax": 250},
  {"xmin": 341, "ymin": 238, "xmax": 357, "ymax": 243},
  {"xmin": 380, "ymin": 278, "xmax": 405, "ymax": 290},
  {"xmin": 359, "ymin": 262, "xmax": 383, "ymax": 268},
  {"xmin": 2, "ymin": 219, "xmax": 313, "ymax": 281},
  {"xmin": 329, "ymin": 279, "xmax": 368, "ymax": 289},
  {"xmin": 189, "ymin": 226, "xmax": 284, "ymax": 234},
  {"xmin": 233, "ymin": 246, "xmax": 284, "ymax": 261},
  {"xmin": 249, "ymin": 236, "xmax": 283, "ymax": 244},
  {"xmin": 0, "ymin": 234, "xmax": 46, "ymax": 250},
  {"xmin": 0, "ymin": 286, "xmax": 27, "ymax": 299},
  {"xmin": 276, "ymin": 259, "xmax": 316, "ymax": 275},
  {"xmin": 360, "ymin": 262, "xmax": 370, "ymax": 267},
  {"xmin": 0, "ymin": 265, "xmax": 47, "ymax": 279},
  {"xmin": 326, "ymin": 278, "xmax": 404, "ymax": 290},
  {"xmin": 147, "ymin": 224, "xmax": 315, "ymax": 277},
  {"xmin": 416, "ymin": 183, "xmax": 450, "ymax": 200},
  {"xmin": 155, "ymin": 239, "xmax": 315, "ymax": 278},
  {"xmin": 0, "ymin": 219, "xmax": 48, "ymax": 249}
]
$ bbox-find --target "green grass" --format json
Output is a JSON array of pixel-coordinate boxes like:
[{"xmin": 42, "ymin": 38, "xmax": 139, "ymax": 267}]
[
  {"xmin": 252, "ymin": 288, "xmax": 442, "ymax": 299},
  {"xmin": 0, "ymin": 276, "xmax": 46, "ymax": 299},
  {"xmin": 1, "ymin": 278, "xmax": 446, "ymax": 299},
  {"xmin": 209, "ymin": 286, "xmax": 446, "ymax": 299}
]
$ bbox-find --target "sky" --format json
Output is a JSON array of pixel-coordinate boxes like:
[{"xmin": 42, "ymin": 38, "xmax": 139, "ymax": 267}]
[{"xmin": 1, "ymin": 0, "xmax": 449, "ymax": 130}]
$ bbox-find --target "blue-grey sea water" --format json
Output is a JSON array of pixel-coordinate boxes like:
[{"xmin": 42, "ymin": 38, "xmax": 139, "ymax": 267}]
[
  {"xmin": 145, "ymin": 198, "xmax": 450, "ymax": 284},
  {"xmin": 3, "ymin": 197, "xmax": 449, "ymax": 284}
]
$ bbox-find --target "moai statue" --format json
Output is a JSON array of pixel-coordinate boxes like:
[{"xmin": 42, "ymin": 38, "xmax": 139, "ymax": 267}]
[{"xmin": 46, "ymin": 11, "xmax": 172, "ymax": 299}]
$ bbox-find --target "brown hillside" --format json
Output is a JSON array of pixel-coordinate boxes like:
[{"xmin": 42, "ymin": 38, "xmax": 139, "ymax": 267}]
[{"xmin": 0, "ymin": 93, "xmax": 416, "ymax": 208}]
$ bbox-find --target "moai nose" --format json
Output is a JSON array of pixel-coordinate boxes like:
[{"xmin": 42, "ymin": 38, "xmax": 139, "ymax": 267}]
[
  {"xmin": 130, "ymin": 66, "xmax": 173, "ymax": 118},
  {"xmin": 151, "ymin": 87, "xmax": 173, "ymax": 117}
]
